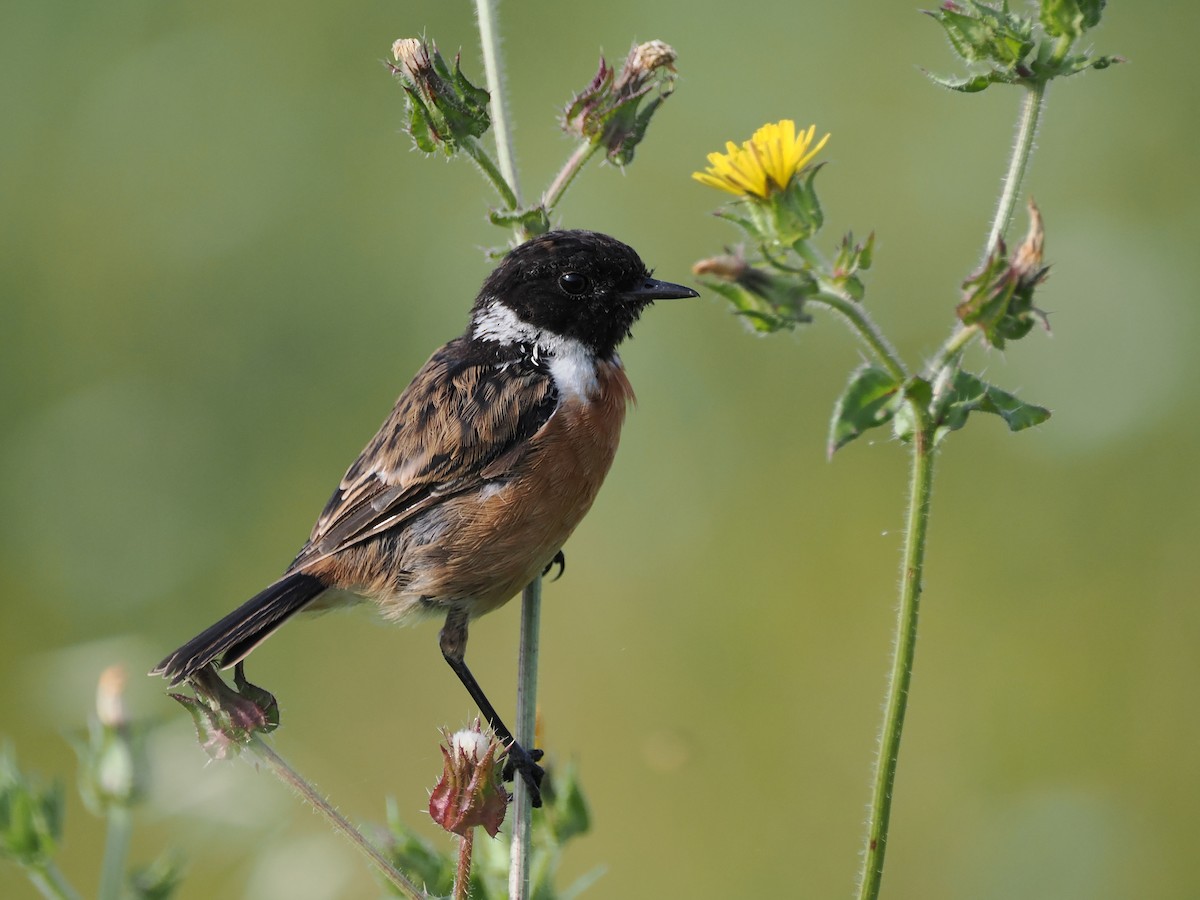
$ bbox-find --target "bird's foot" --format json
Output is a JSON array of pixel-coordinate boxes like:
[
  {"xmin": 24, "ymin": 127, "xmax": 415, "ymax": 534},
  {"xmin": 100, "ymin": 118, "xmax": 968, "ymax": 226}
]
[
  {"xmin": 502, "ymin": 741, "xmax": 546, "ymax": 807},
  {"xmin": 541, "ymin": 550, "xmax": 566, "ymax": 581}
]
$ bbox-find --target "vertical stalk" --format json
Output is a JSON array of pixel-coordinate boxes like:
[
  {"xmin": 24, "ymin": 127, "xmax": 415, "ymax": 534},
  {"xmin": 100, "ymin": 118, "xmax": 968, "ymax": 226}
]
[
  {"xmin": 857, "ymin": 423, "xmax": 935, "ymax": 900},
  {"xmin": 97, "ymin": 805, "xmax": 132, "ymax": 900},
  {"xmin": 984, "ymin": 81, "xmax": 1046, "ymax": 256},
  {"xmin": 508, "ymin": 576, "xmax": 542, "ymax": 900},
  {"xmin": 473, "ymin": 0, "xmax": 522, "ymax": 206},
  {"xmin": 454, "ymin": 829, "xmax": 475, "ymax": 900}
]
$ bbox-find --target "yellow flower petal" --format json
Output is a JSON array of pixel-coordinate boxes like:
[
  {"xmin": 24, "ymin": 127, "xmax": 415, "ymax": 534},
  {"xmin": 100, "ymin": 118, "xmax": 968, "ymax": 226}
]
[{"xmin": 692, "ymin": 119, "xmax": 830, "ymax": 199}]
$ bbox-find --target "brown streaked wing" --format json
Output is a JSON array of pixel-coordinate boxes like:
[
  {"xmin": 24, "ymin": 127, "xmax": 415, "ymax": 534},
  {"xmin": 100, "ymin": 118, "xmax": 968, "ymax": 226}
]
[{"xmin": 286, "ymin": 340, "xmax": 558, "ymax": 572}]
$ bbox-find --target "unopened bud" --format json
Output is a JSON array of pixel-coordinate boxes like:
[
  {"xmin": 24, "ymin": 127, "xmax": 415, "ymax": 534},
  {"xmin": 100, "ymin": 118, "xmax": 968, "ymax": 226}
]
[
  {"xmin": 428, "ymin": 720, "xmax": 507, "ymax": 838},
  {"xmin": 387, "ymin": 37, "xmax": 490, "ymax": 155},
  {"xmin": 96, "ymin": 665, "xmax": 128, "ymax": 729},
  {"xmin": 561, "ymin": 40, "xmax": 677, "ymax": 166},
  {"xmin": 957, "ymin": 199, "xmax": 1049, "ymax": 347},
  {"xmin": 169, "ymin": 664, "xmax": 278, "ymax": 761}
]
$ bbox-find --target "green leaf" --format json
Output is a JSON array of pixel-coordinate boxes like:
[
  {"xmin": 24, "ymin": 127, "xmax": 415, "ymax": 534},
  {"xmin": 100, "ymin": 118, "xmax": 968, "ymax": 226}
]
[
  {"xmin": 933, "ymin": 370, "xmax": 1051, "ymax": 444},
  {"xmin": 488, "ymin": 205, "xmax": 551, "ymax": 236},
  {"xmin": 922, "ymin": 68, "xmax": 1012, "ymax": 93},
  {"xmin": 541, "ymin": 761, "xmax": 592, "ymax": 844},
  {"xmin": 829, "ymin": 365, "xmax": 902, "ymax": 457},
  {"xmin": 129, "ymin": 852, "xmax": 186, "ymax": 900},
  {"xmin": 1040, "ymin": 0, "xmax": 1106, "ymax": 39}
]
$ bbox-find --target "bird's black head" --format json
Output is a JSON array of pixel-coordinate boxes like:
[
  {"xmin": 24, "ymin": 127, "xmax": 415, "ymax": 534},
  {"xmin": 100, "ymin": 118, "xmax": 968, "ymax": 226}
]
[{"xmin": 470, "ymin": 230, "xmax": 698, "ymax": 359}]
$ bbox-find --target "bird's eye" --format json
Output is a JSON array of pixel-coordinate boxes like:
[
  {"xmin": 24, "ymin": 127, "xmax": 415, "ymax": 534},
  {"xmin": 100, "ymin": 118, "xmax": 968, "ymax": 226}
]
[{"xmin": 558, "ymin": 272, "xmax": 589, "ymax": 295}]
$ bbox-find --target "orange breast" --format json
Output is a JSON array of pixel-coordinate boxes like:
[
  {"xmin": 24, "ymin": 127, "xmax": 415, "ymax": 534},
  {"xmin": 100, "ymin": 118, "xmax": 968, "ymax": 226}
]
[{"xmin": 390, "ymin": 358, "xmax": 635, "ymax": 618}]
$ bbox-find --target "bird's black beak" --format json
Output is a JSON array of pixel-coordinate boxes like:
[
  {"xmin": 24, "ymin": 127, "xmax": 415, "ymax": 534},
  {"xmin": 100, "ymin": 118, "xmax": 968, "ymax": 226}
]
[{"xmin": 621, "ymin": 277, "xmax": 700, "ymax": 302}]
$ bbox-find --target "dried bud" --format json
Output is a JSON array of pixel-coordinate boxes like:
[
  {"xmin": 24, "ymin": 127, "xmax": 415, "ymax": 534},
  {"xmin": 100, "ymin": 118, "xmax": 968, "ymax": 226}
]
[
  {"xmin": 957, "ymin": 199, "xmax": 1050, "ymax": 348},
  {"xmin": 694, "ymin": 250, "xmax": 815, "ymax": 334},
  {"xmin": 428, "ymin": 720, "xmax": 507, "ymax": 838},
  {"xmin": 168, "ymin": 664, "xmax": 279, "ymax": 761},
  {"xmin": 388, "ymin": 37, "xmax": 490, "ymax": 155},
  {"xmin": 561, "ymin": 40, "xmax": 677, "ymax": 166}
]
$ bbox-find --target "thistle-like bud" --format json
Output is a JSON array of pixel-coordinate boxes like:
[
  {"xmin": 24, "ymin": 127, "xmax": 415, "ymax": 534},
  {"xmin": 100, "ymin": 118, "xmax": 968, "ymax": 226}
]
[
  {"xmin": 428, "ymin": 720, "xmax": 507, "ymax": 838},
  {"xmin": 1039, "ymin": 0, "xmax": 1106, "ymax": 40},
  {"xmin": 561, "ymin": 40, "xmax": 677, "ymax": 166},
  {"xmin": 389, "ymin": 38, "xmax": 490, "ymax": 155},
  {"xmin": 168, "ymin": 664, "xmax": 279, "ymax": 761},
  {"xmin": 695, "ymin": 250, "xmax": 816, "ymax": 333},
  {"xmin": 957, "ymin": 200, "xmax": 1050, "ymax": 348},
  {"xmin": 74, "ymin": 665, "xmax": 147, "ymax": 812},
  {"xmin": 0, "ymin": 746, "xmax": 64, "ymax": 868}
]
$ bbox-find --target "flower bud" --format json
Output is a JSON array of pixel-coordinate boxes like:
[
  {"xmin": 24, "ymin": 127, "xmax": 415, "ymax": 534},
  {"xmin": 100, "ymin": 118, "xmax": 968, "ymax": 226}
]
[
  {"xmin": 428, "ymin": 720, "xmax": 507, "ymax": 838},
  {"xmin": 74, "ymin": 665, "xmax": 147, "ymax": 812},
  {"xmin": 561, "ymin": 41, "xmax": 677, "ymax": 165},
  {"xmin": 0, "ymin": 746, "xmax": 64, "ymax": 868},
  {"xmin": 388, "ymin": 37, "xmax": 490, "ymax": 155},
  {"xmin": 168, "ymin": 664, "xmax": 279, "ymax": 761},
  {"xmin": 694, "ymin": 251, "xmax": 815, "ymax": 333},
  {"xmin": 957, "ymin": 199, "xmax": 1049, "ymax": 347}
]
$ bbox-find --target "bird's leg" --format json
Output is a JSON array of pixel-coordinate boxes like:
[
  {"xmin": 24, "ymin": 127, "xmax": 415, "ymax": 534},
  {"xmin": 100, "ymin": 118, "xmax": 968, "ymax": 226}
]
[{"xmin": 439, "ymin": 611, "xmax": 545, "ymax": 807}]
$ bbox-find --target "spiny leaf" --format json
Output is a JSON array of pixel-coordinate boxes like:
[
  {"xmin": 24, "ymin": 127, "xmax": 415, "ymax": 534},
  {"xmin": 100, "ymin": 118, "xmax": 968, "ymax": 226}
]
[{"xmin": 829, "ymin": 365, "xmax": 902, "ymax": 457}]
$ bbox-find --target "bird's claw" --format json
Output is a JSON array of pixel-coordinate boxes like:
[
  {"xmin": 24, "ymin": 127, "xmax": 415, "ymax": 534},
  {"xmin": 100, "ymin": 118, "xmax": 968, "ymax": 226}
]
[{"xmin": 541, "ymin": 550, "xmax": 566, "ymax": 581}]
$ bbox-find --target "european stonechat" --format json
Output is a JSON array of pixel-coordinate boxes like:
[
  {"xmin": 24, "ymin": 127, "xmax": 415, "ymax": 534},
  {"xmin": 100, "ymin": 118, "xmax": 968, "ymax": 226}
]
[{"xmin": 152, "ymin": 230, "xmax": 698, "ymax": 804}]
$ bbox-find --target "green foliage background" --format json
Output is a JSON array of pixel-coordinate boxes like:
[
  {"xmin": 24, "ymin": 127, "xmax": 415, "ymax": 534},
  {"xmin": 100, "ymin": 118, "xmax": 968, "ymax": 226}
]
[{"xmin": 2, "ymin": 2, "xmax": 1194, "ymax": 897}]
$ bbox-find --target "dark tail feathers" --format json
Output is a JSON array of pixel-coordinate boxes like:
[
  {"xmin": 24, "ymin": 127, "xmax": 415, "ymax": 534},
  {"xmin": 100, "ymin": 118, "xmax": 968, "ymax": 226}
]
[{"xmin": 150, "ymin": 571, "xmax": 326, "ymax": 685}]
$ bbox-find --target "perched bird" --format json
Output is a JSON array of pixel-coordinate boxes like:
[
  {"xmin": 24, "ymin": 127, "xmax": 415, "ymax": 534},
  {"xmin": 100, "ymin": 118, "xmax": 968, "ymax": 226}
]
[{"xmin": 151, "ymin": 230, "xmax": 698, "ymax": 804}]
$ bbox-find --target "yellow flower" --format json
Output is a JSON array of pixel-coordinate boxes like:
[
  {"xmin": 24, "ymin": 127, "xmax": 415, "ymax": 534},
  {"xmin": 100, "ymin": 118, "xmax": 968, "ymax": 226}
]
[{"xmin": 693, "ymin": 120, "xmax": 830, "ymax": 199}]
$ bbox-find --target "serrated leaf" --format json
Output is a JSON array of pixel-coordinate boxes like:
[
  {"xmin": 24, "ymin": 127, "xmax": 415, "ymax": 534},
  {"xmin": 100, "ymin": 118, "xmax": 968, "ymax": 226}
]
[
  {"xmin": 829, "ymin": 366, "xmax": 902, "ymax": 457},
  {"xmin": 488, "ymin": 205, "xmax": 551, "ymax": 236},
  {"xmin": 933, "ymin": 370, "xmax": 1051, "ymax": 444},
  {"xmin": 923, "ymin": 69, "xmax": 1010, "ymax": 93}
]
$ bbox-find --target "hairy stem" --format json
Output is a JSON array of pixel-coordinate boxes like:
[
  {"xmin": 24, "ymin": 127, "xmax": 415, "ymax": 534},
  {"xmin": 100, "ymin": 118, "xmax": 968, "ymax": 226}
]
[
  {"xmin": 247, "ymin": 737, "xmax": 426, "ymax": 899},
  {"xmin": 97, "ymin": 805, "xmax": 132, "ymax": 900},
  {"xmin": 460, "ymin": 137, "xmax": 520, "ymax": 212},
  {"xmin": 813, "ymin": 287, "xmax": 909, "ymax": 383},
  {"xmin": 542, "ymin": 141, "xmax": 602, "ymax": 213},
  {"xmin": 985, "ymin": 80, "xmax": 1046, "ymax": 256},
  {"xmin": 509, "ymin": 575, "xmax": 542, "ymax": 900},
  {"xmin": 454, "ymin": 829, "xmax": 475, "ymax": 900},
  {"xmin": 857, "ymin": 417, "xmax": 936, "ymax": 900},
  {"xmin": 473, "ymin": 0, "xmax": 521, "ymax": 205},
  {"xmin": 27, "ymin": 864, "xmax": 82, "ymax": 900}
]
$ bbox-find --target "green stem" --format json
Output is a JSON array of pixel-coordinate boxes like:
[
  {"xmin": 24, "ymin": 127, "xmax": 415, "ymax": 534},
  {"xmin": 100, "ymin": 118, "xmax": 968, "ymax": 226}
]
[
  {"xmin": 460, "ymin": 137, "xmax": 520, "ymax": 211},
  {"xmin": 508, "ymin": 575, "xmax": 542, "ymax": 900},
  {"xmin": 541, "ymin": 141, "xmax": 602, "ymax": 213},
  {"xmin": 98, "ymin": 805, "xmax": 132, "ymax": 900},
  {"xmin": 247, "ymin": 736, "xmax": 427, "ymax": 900},
  {"xmin": 984, "ymin": 80, "xmax": 1046, "ymax": 256},
  {"xmin": 857, "ymin": 417, "xmax": 936, "ymax": 900},
  {"xmin": 27, "ymin": 863, "xmax": 82, "ymax": 900},
  {"xmin": 813, "ymin": 288, "xmax": 909, "ymax": 383},
  {"xmin": 473, "ymin": 0, "xmax": 521, "ymax": 205}
]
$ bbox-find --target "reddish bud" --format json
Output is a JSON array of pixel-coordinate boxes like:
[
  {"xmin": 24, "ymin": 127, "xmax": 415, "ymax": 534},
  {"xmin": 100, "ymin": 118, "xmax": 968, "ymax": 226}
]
[{"xmin": 428, "ymin": 720, "xmax": 508, "ymax": 838}]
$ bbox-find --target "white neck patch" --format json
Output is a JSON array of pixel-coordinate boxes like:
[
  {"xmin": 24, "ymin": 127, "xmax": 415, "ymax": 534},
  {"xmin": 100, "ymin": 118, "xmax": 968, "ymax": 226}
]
[{"xmin": 472, "ymin": 300, "xmax": 599, "ymax": 400}]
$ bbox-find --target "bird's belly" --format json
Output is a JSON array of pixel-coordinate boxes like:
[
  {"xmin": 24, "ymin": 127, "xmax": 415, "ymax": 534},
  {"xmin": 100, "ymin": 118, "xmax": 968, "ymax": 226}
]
[{"xmin": 350, "ymin": 362, "xmax": 633, "ymax": 621}]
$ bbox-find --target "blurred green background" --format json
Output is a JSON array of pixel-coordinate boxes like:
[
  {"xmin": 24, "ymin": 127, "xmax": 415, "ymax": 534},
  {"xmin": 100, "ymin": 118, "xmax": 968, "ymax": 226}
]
[{"xmin": 2, "ymin": 2, "xmax": 1195, "ymax": 897}]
